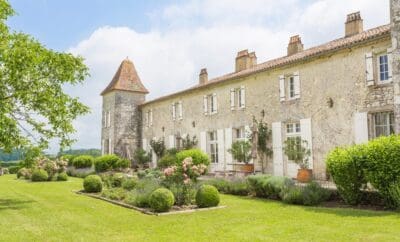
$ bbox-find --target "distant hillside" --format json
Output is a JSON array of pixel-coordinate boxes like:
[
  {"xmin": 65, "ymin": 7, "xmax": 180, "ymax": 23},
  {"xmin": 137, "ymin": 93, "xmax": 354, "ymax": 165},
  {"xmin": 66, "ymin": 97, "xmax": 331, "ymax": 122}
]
[
  {"xmin": 58, "ymin": 149, "xmax": 101, "ymax": 157},
  {"xmin": 0, "ymin": 149, "xmax": 23, "ymax": 162}
]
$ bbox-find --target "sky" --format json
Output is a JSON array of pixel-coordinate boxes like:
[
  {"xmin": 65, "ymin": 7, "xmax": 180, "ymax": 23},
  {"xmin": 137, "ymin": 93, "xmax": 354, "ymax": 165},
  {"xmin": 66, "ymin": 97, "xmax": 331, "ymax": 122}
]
[{"xmin": 7, "ymin": 0, "xmax": 390, "ymax": 153}]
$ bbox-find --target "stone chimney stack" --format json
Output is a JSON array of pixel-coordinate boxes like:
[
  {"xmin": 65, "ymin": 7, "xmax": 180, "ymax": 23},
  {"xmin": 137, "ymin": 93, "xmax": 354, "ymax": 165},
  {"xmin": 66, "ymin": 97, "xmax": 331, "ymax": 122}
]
[
  {"xmin": 199, "ymin": 68, "xmax": 208, "ymax": 85},
  {"xmin": 287, "ymin": 35, "xmax": 304, "ymax": 56},
  {"xmin": 345, "ymin": 11, "xmax": 363, "ymax": 37},
  {"xmin": 235, "ymin": 49, "xmax": 257, "ymax": 72}
]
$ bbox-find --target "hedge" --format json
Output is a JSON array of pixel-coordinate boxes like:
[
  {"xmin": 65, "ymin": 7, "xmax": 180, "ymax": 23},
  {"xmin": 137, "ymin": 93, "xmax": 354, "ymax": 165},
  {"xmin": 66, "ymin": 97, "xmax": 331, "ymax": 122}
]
[{"xmin": 72, "ymin": 155, "xmax": 94, "ymax": 169}]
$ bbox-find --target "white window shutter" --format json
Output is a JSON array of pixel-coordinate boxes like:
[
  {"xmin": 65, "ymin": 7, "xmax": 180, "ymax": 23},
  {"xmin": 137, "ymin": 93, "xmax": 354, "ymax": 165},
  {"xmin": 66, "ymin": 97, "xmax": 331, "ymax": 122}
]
[
  {"xmin": 102, "ymin": 112, "xmax": 105, "ymax": 127},
  {"xmin": 203, "ymin": 95, "xmax": 208, "ymax": 115},
  {"xmin": 178, "ymin": 101, "xmax": 183, "ymax": 120},
  {"xmin": 354, "ymin": 112, "xmax": 369, "ymax": 144},
  {"xmin": 168, "ymin": 135, "xmax": 175, "ymax": 148},
  {"xmin": 107, "ymin": 111, "xmax": 111, "ymax": 127},
  {"xmin": 365, "ymin": 53, "xmax": 374, "ymax": 86},
  {"xmin": 149, "ymin": 110, "xmax": 153, "ymax": 126},
  {"xmin": 172, "ymin": 103, "xmax": 176, "ymax": 120},
  {"xmin": 272, "ymin": 122, "xmax": 284, "ymax": 176},
  {"xmin": 230, "ymin": 88, "xmax": 235, "ymax": 110},
  {"xmin": 279, "ymin": 75, "xmax": 285, "ymax": 102},
  {"xmin": 101, "ymin": 139, "xmax": 105, "ymax": 155},
  {"xmin": 240, "ymin": 86, "xmax": 246, "ymax": 108},
  {"xmin": 212, "ymin": 93, "xmax": 218, "ymax": 113},
  {"xmin": 300, "ymin": 118, "xmax": 313, "ymax": 170},
  {"xmin": 293, "ymin": 72, "xmax": 300, "ymax": 99},
  {"xmin": 387, "ymin": 48, "xmax": 393, "ymax": 82},
  {"xmin": 142, "ymin": 138, "xmax": 148, "ymax": 152},
  {"xmin": 224, "ymin": 128, "xmax": 233, "ymax": 170},
  {"xmin": 200, "ymin": 131, "xmax": 207, "ymax": 153},
  {"xmin": 217, "ymin": 129, "xmax": 225, "ymax": 167},
  {"xmin": 108, "ymin": 138, "xmax": 112, "ymax": 154}
]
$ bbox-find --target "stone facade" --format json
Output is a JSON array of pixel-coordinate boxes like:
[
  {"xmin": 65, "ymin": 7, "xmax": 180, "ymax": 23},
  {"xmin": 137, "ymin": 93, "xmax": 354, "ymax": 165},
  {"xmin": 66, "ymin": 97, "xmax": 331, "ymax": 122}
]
[{"xmin": 101, "ymin": 1, "xmax": 400, "ymax": 180}]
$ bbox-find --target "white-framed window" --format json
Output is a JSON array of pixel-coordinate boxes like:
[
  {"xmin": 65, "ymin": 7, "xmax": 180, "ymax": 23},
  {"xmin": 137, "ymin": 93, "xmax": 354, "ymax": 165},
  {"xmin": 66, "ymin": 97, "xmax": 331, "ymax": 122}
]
[
  {"xmin": 145, "ymin": 109, "xmax": 153, "ymax": 127},
  {"xmin": 171, "ymin": 102, "xmax": 182, "ymax": 120},
  {"xmin": 286, "ymin": 123, "xmax": 301, "ymax": 135},
  {"xmin": 208, "ymin": 131, "xmax": 218, "ymax": 163},
  {"xmin": 378, "ymin": 54, "xmax": 389, "ymax": 82},
  {"xmin": 104, "ymin": 111, "xmax": 111, "ymax": 128},
  {"xmin": 230, "ymin": 87, "xmax": 246, "ymax": 110},
  {"xmin": 233, "ymin": 126, "xmax": 246, "ymax": 141},
  {"xmin": 373, "ymin": 112, "xmax": 394, "ymax": 138},
  {"xmin": 204, "ymin": 94, "xmax": 217, "ymax": 115},
  {"xmin": 289, "ymin": 76, "xmax": 295, "ymax": 99},
  {"xmin": 102, "ymin": 111, "xmax": 106, "ymax": 128}
]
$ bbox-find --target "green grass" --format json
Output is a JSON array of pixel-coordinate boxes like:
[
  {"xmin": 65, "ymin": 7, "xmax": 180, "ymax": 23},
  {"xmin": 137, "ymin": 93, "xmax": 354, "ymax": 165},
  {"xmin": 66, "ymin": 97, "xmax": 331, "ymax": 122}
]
[{"xmin": 0, "ymin": 175, "xmax": 399, "ymax": 242}]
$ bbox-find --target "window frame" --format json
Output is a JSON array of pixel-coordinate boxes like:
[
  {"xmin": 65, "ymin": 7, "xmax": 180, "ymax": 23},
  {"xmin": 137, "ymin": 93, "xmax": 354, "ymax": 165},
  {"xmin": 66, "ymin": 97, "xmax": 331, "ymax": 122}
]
[
  {"xmin": 377, "ymin": 53, "xmax": 390, "ymax": 83},
  {"xmin": 288, "ymin": 76, "xmax": 295, "ymax": 99},
  {"xmin": 208, "ymin": 131, "xmax": 218, "ymax": 163},
  {"xmin": 372, "ymin": 111, "xmax": 395, "ymax": 138}
]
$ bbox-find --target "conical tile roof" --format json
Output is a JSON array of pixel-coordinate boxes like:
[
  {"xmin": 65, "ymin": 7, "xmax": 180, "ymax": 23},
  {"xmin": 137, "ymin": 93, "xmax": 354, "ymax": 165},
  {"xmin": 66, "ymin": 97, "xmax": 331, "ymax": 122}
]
[{"xmin": 101, "ymin": 58, "xmax": 149, "ymax": 95}]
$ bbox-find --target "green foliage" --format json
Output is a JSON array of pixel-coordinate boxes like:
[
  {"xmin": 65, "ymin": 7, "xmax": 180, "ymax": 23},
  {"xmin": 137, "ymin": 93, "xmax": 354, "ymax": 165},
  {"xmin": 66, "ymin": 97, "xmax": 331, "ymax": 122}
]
[
  {"xmin": 149, "ymin": 188, "xmax": 175, "ymax": 212},
  {"xmin": 167, "ymin": 182, "xmax": 196, "ymax": 206},
  {"xmin": 176, "ymin": 149, "xmax": 210, "ymax": 166},
  {"xmin": 72, "ymin": 155, "xmax": 94, "ymax": 168},
  {"xmin": 283, "ymin": 137, "xmax": 311, "ymax": 169},
  {"xmin": 203, "ymin": 178, "xmax": 231, "ymax": 193},
  {"xmin": 247, "ymin": 175, "xmax": 293, "ymax": 199},
  {"xmin": 137, "ymin": 170, "xmax": 146, "ymax": 179},
  {"xmin": 57, "ymin": 172, "xmax": 68, "ymax": 181},
  {"xmin": 8, "ymin": 165, "xmax": 20, "ymax": 174},
  {"xmin": 250, "ymin": 117, "xmax": 273, "ymax": 171},
  {"xmin": 21, "ymin": 146, "xmax": 42, "ymax": 168},
  {"xmin": 115, "ymin": 158, "xmax": 130, "ymax": 169},
  {"xmin": 101, "ymin": 188, "xmax": 127, "ymax": 201},
  {"xmin": 282, "ymin": 186, "xmax": 304, "ymax": 205},
  {"xmin": 388, "ymin": 182, "xmax": 400, "ymax": 209},
  {"xmin": 122, "ymin": 177, "xmax": 138, "ymax": 191},
  {"xmin": 110, "ymin": 173, "xmax": 126, "ymax": 187},
  {"xmin": 17, "ymin": 167, "xmax": 31, "ymax": 179},
  {"xmin": 0, "ymin": 2, "xmax": 90, "ymax": 151},
  {"xmin": 204, "ymin": 178, "xmax": 249, "ymax": 196},
  {"xmin": 228, "ymin": 141, "xmax": 252, "ymax": 164},
  {"xmin": 195, "ymin": 185, "xmax": 220, "ymax": 208},
  {"xmin": 281, "ymin": 182, "xmax": 331, "ymax": 206},
  {"xmin": 94, "ymin": 154, "xmax": 119, "ymax": 172},
  {"xmin": 181, "ymin": 135, "xmax": 198, "ymax": 150},
  {"xmin": 326, "ymin": 145, "xmax": 367, "ymax": 205},
  {"xmin": 83, "ymin": 175, "xmax": 103, "ymax": 193},
  {"xmin": 158, "ymin": 153, "xmax": 178, "ymax": 169},
  {"xmin": 129, "ymin": 178, "xmax": 161, "ymax": 207},
  {"xmin": 31, "ymin": 169, "xmax": 49, "ymax": 182},
  {"xmin": 150, "ymin": 139, "xmax": 166, "ymax": 159},
  {"xmin": 133, "ymin": 148, "xmax": 150, "ymax": 165},
  {"xmin": 61, "ymin": 155, "xmax": 75, "ymax": 166}
]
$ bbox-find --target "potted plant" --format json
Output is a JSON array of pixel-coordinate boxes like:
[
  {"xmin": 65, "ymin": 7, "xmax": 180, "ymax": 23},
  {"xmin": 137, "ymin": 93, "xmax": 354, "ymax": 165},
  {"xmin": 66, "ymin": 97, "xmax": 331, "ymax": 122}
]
[
  {"xmin": 228, "ymin": 140, "xmax": 253, "ymax": 173},
  {"xmin": 283, "ymin": 137, "xmax": 312, "ymax": 183}
]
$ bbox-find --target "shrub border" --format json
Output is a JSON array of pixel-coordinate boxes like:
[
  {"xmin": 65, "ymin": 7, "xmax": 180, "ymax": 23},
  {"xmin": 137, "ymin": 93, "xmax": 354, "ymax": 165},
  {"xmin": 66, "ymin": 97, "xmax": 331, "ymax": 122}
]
[{"xmin": 74, "ymin": 190, "xmax": 226, "ymax": 216}]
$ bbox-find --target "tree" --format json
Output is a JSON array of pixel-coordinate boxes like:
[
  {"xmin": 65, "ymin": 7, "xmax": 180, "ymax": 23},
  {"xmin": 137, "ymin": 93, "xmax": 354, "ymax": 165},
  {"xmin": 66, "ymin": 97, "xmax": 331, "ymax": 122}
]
[
  {"xmin": 251, "ymin": 116, "xmax": 273, "ymax": 172},
  {"xmin": 0, "ymin": 1, "xmax": 90, "ymax": 152},
  {"xmin": 283, "ymin": 137, "xmax": 310, "ymax": 169},
  {"xmin": 228, "ymin": 141, "xmax": 252, "ymax": 164}
]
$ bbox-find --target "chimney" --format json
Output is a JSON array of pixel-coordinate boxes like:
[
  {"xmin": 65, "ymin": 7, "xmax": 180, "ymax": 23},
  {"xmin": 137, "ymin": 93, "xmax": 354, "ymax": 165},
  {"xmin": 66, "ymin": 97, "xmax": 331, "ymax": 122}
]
[
  {"xmin": 235, "ymin": 49, "xmax": 257, "ymax": 72},
  {"xmin": 287, "ymin": 35, "xmax": 304, "ymax": 56},
  {"xmin": 199, "ymin": 68, "xmax": 208, "ymax": 85},
  {"xmin": 345, "ymin": 11, "xmax": 363, "ymax": 37}
]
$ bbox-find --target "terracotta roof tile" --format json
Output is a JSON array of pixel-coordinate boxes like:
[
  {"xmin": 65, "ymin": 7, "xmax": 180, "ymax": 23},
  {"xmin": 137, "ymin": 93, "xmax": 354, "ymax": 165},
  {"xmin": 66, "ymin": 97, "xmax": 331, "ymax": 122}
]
[
  {"xmin": 101, "ymin": 59, "xmax": 149, "ymax": 95},
  {"xmin": 142, "ymin": 24, "xmax": 390, "ymax": 105}
]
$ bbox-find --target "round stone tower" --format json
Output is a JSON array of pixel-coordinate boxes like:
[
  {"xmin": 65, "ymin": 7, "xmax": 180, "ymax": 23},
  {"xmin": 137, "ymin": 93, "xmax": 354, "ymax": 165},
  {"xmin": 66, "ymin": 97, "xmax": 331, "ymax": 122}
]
[{"xmin": 100, "ymin": 58, "xmax": 149, "ymax": 159}]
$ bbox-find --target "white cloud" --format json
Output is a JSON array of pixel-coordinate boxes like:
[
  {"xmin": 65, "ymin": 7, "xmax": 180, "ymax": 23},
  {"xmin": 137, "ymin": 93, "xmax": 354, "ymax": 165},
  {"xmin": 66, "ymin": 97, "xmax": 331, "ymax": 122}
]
[{"xmin": 58, "ymin": 0, "xmax": 389, "ymax": 153}]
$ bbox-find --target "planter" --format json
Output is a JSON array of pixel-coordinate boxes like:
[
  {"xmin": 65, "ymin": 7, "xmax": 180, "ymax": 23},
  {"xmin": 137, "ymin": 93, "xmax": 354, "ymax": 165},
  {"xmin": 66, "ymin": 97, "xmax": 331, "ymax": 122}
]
[
  {"xmin": 297, "ymin": 168, "xmax": 312, "ymax": 183},
  {"xmin": 235, "ymin": 163, "xmax": 254, "ymax": 173}
]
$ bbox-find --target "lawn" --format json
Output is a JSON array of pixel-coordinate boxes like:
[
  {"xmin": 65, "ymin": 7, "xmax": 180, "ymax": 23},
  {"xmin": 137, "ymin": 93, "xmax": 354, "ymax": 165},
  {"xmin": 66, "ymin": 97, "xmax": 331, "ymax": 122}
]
[{"xmin": 0, "ymin": 175, "xmax": 399, "ymax": 242}]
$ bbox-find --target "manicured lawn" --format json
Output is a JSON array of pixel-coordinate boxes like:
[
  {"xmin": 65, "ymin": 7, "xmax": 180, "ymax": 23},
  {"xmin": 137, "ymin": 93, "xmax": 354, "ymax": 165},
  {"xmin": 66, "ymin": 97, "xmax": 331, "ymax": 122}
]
[{"xmin": 0, "ymin": 175, "xmax": 399, "ymax": 242}]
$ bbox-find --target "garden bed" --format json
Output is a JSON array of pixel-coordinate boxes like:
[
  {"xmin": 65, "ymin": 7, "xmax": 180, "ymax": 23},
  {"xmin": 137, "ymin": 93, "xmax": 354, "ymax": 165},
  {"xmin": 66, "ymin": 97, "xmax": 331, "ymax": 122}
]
[{"xmin": 75, "ymin": 190, "xmax": 226, "ymax": 216}]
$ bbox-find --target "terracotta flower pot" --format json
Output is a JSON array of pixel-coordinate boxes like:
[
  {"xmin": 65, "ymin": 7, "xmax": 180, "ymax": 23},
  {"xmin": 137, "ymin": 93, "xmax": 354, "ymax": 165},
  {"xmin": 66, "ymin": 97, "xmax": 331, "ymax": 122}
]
[
  {"xmin": 297, "ymin": 168, "xmax": 312, "ymax": 183},
  {"xmin": 241, "ymin": 163, "xmax": 254, "ymax": 173}
]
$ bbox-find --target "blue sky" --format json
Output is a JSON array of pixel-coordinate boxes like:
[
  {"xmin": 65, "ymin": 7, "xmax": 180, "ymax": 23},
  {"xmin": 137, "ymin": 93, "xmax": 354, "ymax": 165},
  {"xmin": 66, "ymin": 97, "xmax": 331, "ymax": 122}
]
[{"xmin": 5, "ymin": 0, "xmax": 390, "ymax": 153}]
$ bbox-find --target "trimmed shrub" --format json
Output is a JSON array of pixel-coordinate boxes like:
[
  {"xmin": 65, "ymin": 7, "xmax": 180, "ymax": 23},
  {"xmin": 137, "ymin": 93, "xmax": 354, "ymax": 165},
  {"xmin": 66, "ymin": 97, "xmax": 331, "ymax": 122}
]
[
  {"xmin": 61, "ymin": 155, "xmax": 75, "ymax": 166},
  {"xmin": 196, "ymin": 185, "xmax": 220, "ymax": 208},
  {"xmin": 228, "ymin": 179, "xmax": 250, "ymax": 196},
  {"xmin": 326, "ymin": 145, "xmax": 366, "ymax": 205},
  {"xmin": 2, "ymin": 168, "xmax": 9, "ymax": 174},
  {"xmin": 83, "ymin": 175, "xmax": 103, "ymax": 193},
  {"xmin": 122, "ymin": 177, "xmax": 138, "ymax": 191},
  {"xmin": 31, "ymin": 169, "xmax": 49, "ymax": 182},
  {"xmin": 282, "ymin": 186, "xmax": 304, "ymax": 205},
  {"xmin": 57, "ymin": 172, "xmax": 68, "ymax": 181},
  {"xmin": 144, "ymin": 169, "xmax": 163, "ymax": 179},
  {"xmin": 8, "ymin": 166, "xmax": 19, "ymax": 174},
  {"xmin": 131, "ymin": 178, "xmax": 161, "ymax": 207},
  {"xmin": 101, "ymin": 187, "xmax": 127, "ymax": 201},
  {"xmin": 158, "ymin": 153, "xmax": 178, "ymax": 169},
  {"xmin": 72, "ymin": 155, "xmax": 94, "ymax": 169},
  {"xmin": 301, "ymin": 182, "xmax": 331, "ymax": 206},
  {"xmin": 247, "ymin": 175, "xmax": 293, "ymax": 199},
  {"xmin": 111, "ymin": 173, "xmax": 127, "ymax": 187},
  {"xmin": 204, "ymin": 178, "xmax": 231, "ymax": 193},
  {"xmin": 388, "ymin": 182, "xmax": 400, "ymax": 209},
  {"xmin": 149, "ymin": 188, "xmax": 175, "ymax": 212},
  {"xmin": 94, "ymin": 155, "xmax": 119, "ymax": 172},
  {"xmin": 115, "ymin": 158, "xmax": 130, "ymax": 170},
  {"xmin": 247, "ymin": 175, "xmax": 272, "ymax": 197},
  {"xmin": 176, "ymin": 149, "xmax": 210, "ymax": 166},
  {"xmin": 137, "ymin": 170, "xmax": 146, "ymax": 179},
  {"xmin": 17, "ymin": 168, "xmax": 30, "ymax": 179}
]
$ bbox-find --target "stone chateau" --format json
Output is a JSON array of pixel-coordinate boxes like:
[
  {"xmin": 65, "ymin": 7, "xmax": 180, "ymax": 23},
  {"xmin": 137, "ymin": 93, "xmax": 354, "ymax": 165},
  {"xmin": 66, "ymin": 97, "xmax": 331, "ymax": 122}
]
[{"xmin": 101, "ymin": 0, "xmax": 400, "ymax": 180}]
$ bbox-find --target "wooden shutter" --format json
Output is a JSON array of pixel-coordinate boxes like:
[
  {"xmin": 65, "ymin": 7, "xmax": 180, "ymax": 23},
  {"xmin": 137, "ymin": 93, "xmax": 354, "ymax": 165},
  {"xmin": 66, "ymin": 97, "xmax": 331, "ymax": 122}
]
[
  {"xmin": 365, "ymin": 53, "xmax": 374, "ymax": 86},
  {"xmin": 293, "ymin": 72, "xmax": 300, "ymax": 99},
  {"xmin": 224, "ymin": 127, "xmax": 233, "ymax": 170},
  {"xmin": 387, "ymin": 48, "xmax": 393, "ymax": 82},
  {"xmin": 200, "ymin": 131, "xmax": 207, "ymax": 153},
  {"xmin": 279, "ymin": 75, "xmax": 285, "ymax": 102},
  {"xmin": 178, "ymin": 101, "xmax": 183, "ymax": 120},
  {"xmin": 240, "ymin": 86, "xmax": 246, "ymax": 108},
  {"xmin": 212, "ymin": 93, "xmax": 218, "ymax": 113},
  {"xmin": 217, "ymin": 129, "xmax": 225, "ymax": 169},
  {"xmin": 300, "ymin": 118, "xmax": 313, "ymax": 169},
  {"xmin": 230, "ymin": 88, "xmax": 235, "ymax": 110},
  {"xmin": 354, "ymin": 112, "xmax": 369, "ymax": 144},
  {"xmin": 172, "ymin": 103, "xmax": 176, "ymax": 120},
  {"xmin": 203, "ymin": 95, "xmax": 208, "ymax": 115},
  {"xmin": 272, "ymin": 122, "xmax": 284, "ymax": 176}
]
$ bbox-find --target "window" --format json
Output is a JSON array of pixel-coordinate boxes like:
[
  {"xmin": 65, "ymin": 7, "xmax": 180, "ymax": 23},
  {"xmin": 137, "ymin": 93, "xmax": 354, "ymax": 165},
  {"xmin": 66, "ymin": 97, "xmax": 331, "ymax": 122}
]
[
  {"xmin": 373, "ymin": 112, "xmax": 394, "ymax": 137},
  {"xmin": 103, "ymin": 111, "xmax": 111, "ymax": 128},
  {"xmin": 289, "ymin": 77, "xmax": 295, "ymax": 99},
  {"xmin": 145, "ymin": 109, "xmax": 153, "ymax": 127},
  {"xmin": 230, "ymin": 87, "xmax": 245, "ymax": 110},
  {"xmin": 378, "ymin": 54, "xmax": 389, "ymax": 82},
  {"xmin": 208, "ymin": 131, "xmax": 218, "ymax": 163},
  {"xmin": 233, "ymin": 126, "xmax": 246, "ymax": 141},
  {"xmin": 204, "ymin": 94, "xmax": 217, "ymax": 115},
  {"xmin": 286, "ymin": 123, "xmax": 300, "ymax": 135},
  {"xmin": 171, "ymin": 101, "xmax": 182, "ymax": 120}
]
